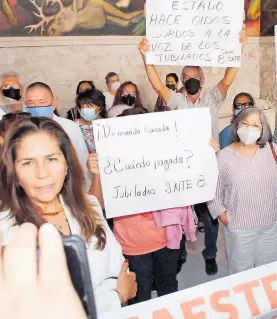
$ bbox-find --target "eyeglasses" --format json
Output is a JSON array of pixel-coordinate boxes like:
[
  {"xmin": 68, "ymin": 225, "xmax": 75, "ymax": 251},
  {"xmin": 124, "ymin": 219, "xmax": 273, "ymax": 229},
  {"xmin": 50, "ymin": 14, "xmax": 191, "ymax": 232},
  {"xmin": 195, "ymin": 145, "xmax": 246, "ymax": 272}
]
[
  {"xmin": 234, "ymin": 102, "xmax": 254, "ymax": 110},
  {"xmin": 2, "ymin": 112, "xmax": 31, "ymax": 121},
  {"xmin": 239, "ymin": 121, "xmax": 262, "ymax": 129},
  {"xmin": 2, "ymin": 84, "xmax": 20, "ymax": 90}
]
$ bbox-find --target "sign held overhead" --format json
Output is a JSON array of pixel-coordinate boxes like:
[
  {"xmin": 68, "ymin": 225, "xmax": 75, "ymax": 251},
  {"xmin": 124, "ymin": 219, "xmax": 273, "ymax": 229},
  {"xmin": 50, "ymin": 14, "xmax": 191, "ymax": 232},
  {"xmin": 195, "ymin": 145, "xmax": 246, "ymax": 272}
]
[{"xmin": 146, "ymin": 0, "xmax": 244, "ymax": 67}]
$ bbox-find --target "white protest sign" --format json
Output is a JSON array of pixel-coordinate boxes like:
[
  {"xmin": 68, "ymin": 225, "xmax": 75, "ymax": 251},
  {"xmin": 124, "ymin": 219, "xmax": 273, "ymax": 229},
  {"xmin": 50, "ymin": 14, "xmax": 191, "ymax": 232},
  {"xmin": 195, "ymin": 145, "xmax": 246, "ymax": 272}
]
[
  {"xmin": 146, "ymin": 0, "xmax": 244, "ymax": 67},
  {"xmin": 99, "ymin": 262, "xmax": 277, "ymax": 319},
  {"xmin": 94, "ymin": 108, "xmax": 218, "ymax": 218}
]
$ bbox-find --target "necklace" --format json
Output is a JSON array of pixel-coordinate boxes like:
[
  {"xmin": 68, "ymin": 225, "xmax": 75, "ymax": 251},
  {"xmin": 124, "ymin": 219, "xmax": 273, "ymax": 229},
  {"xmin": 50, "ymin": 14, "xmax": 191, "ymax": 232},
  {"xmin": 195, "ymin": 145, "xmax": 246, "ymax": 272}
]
[{"xmin": 42, "ymin": 205, "xmax": 64, "ymax": 217}]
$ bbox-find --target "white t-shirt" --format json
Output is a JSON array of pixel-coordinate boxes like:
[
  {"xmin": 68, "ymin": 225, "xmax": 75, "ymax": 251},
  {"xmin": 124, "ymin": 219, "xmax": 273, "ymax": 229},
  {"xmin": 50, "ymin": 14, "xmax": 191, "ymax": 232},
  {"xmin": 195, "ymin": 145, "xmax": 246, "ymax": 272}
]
[
  {"xmin": 53, "ymin": 115, "xmax": 91, "ymax": 191},
  {"xmin": 0, "ymin": 108, "xmax": 5, "ymax": 120},
  {"xmin": 103, "ymin": 92, "xmax": 115, "ymax": 111}
]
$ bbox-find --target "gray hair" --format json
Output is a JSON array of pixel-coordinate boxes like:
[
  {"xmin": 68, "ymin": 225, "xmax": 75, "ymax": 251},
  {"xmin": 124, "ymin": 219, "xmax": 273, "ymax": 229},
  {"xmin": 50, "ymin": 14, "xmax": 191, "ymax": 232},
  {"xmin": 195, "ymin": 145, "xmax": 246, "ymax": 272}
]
[
  {"xmin": 230, "ymin": 107, "xmax": 272, "ymax": 147},
  {"xmin": 181, "ymin": 66, "xmax": 204, "ymax": 81}
]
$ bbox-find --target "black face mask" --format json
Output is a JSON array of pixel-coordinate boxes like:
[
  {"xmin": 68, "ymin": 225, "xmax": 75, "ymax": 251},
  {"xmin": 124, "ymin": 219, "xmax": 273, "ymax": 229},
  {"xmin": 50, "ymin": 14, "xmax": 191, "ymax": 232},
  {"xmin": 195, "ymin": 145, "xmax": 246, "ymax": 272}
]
[
  {"xmin": 166, "ymin": 84, "xmax": 176, "ymax": 91},
  {"xmin": 121, "ymin": 94, "xmax": 136, "ymax": 107},
  {"xmin": 2, "ymin": 88, "xmax": 21, "ymax": 101},
  {"xmin": 184, "ymin": 78, "xmax": 201, "ymax": 96}
]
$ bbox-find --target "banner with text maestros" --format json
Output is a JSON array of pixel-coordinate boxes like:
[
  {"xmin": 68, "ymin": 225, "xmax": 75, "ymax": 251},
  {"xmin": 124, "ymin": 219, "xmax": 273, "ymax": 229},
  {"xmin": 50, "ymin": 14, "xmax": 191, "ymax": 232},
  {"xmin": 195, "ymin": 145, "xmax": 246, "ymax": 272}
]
[
  {"xmin": 94, "ymin": 108, "xmax": 218, "ymax": 219},
  {"xmin": 99, "ymin": 262, "xmax": 277, "ymax": 319},
  {"xmin": 146, "ymin": 0, "xmax": 244, "ymax": 67}
]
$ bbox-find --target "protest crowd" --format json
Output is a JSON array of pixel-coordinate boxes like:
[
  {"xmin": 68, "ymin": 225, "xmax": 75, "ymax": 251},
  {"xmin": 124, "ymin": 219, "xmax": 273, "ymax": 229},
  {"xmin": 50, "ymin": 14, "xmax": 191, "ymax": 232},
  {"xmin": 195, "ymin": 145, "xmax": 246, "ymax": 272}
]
[{"xmin": 0, "ymin": 23, "xmax": 276, "ymax": 319}]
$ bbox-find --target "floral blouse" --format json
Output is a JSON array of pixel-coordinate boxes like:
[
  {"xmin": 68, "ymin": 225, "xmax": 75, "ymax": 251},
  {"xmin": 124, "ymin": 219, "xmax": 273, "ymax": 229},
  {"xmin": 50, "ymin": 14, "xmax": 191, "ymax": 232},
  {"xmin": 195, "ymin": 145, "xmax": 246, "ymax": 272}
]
[{"xmin": 75, "ymin": 120, "xmax": 96, "ymax": 154}]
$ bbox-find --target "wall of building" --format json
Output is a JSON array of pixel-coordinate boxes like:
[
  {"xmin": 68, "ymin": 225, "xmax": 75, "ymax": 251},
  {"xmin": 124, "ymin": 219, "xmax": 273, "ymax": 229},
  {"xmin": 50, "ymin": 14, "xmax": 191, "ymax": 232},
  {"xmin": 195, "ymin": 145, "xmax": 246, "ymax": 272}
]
[{"xmin": 0, "ymin": 36, "xmax": 275, "ymax": 118}]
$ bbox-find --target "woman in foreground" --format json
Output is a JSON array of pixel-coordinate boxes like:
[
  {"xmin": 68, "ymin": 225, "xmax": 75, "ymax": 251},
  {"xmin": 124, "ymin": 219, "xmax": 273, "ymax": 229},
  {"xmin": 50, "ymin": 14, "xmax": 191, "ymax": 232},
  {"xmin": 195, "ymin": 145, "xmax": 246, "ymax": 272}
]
[{"xmin": 0, "ymin": 117, "xmax": 136, "ymax": 314}]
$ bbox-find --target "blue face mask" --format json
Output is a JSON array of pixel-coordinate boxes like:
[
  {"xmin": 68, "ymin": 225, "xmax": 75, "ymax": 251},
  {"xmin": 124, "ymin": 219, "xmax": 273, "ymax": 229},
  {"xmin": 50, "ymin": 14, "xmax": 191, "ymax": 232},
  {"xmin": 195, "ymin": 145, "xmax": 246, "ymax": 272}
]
[
  {"xmin": 81, "ymin": 108, "xmax": 97, "ymax": 122},
  {"xmin": 26, "ymin": 106, "xmax": 53, "ymax": 118}
]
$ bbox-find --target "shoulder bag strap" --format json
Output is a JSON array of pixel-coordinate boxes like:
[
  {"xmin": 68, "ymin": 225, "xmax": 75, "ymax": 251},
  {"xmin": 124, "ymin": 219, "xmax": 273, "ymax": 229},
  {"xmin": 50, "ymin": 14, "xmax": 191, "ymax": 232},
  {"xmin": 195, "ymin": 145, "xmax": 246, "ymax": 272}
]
[{"xmin": 269, "ymin": 143, "xmax": 277, "ymax": 164}]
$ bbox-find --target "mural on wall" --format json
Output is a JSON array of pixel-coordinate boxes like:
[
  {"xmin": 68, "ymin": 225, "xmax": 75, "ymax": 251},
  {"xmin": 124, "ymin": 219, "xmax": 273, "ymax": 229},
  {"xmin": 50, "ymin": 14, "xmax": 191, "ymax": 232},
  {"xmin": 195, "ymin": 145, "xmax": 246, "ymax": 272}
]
[
  {"xmin": 261, "ymin": 0, "xmax": 277, "ymax": 36},
  {"xmin": 0, "ymin": 0, "xmax": 145, "ymax": 36},
  {"xmin": 0, "ymin": 0, "xmax": 269, "ymax": 37},
  {"xmin": 244, "ymin": 0, "xmax": 260, "ymax": 36}
]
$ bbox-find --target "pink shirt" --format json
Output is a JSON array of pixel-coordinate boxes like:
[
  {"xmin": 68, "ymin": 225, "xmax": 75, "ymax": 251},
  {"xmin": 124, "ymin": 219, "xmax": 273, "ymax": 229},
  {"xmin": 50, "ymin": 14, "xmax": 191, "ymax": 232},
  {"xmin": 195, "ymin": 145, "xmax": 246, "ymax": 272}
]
[
  {"xmin": 113, "ymin": 213, "xmax": 167, "ymax": 256},
  {"xmin": 153, "ymin": 206, "xmax": 196, "ymax": 249}
]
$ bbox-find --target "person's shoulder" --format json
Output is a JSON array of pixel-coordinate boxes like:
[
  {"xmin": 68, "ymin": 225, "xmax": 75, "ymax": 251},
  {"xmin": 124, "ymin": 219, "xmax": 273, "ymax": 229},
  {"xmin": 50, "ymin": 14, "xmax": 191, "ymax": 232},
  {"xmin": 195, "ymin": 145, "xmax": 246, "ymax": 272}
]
[
  {"xmin": 54, "ymin": 114, "xmax": 81, "ymax": 131},
  {"xmin": 0, "ymin": 210, "xmax": 15, "ymax": 240},
  {"xmin": 108, "ymin": 104, "xmax": 127, "ymax": 118},
  {"xmin": 0, "ymin": 108, "xmax": 5, "ymax": 120},
  {"xmin": 220, "ymin": 125, "xmax": 231, "ymax": 134},
  {"xmin": 204, "ymin": 85, "xmax": 222, "ymax": 98},
  {"xmin": 169, "ymin": 90, "xmax": 184, "ymax": 103},
  {"xmin": 217, "ymin": 146, "xmax": 233, "ymax": 161},
  {"xmin": 0, "ymin": 209, "xmax": 11, "ymax": 220}
]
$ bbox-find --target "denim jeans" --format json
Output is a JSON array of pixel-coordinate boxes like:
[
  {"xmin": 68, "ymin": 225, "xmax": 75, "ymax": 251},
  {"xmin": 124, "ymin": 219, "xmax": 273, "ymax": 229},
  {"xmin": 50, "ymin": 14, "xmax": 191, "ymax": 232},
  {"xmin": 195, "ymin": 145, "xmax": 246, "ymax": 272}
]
[
  {"xmin": 125, "ymin": 247, "xmax": 180, "ymax": 304},
  {"xmin": 194, "ymin": 202, "xmax": 219, "ymax": 260}
]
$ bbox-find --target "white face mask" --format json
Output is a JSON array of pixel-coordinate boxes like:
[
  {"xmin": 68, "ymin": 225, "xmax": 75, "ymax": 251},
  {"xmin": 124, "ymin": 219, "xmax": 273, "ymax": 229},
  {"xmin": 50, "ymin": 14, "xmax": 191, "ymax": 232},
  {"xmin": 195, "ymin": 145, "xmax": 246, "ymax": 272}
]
[
  {"xmin": 111, "ymin": 81, "xmax": 121, "ymax": 92},
  {"xmin": 237, "ymin": 127, "xmax": 261, "ymax": 145}
]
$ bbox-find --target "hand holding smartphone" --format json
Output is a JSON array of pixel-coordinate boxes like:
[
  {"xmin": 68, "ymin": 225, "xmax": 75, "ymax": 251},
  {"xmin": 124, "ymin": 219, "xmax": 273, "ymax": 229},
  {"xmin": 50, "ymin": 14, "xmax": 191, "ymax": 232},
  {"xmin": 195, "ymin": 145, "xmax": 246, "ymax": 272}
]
[{"xmin": 63, "ymin": 235, "xmax": 97, "ymax": 319}]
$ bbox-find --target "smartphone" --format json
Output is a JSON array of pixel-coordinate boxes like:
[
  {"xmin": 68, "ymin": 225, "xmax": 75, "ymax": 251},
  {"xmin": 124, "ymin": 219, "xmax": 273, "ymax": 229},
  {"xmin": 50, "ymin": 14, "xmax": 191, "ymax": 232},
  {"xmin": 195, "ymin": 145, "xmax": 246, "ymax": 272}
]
[{"xmin": 63, "ymin": 235, "xmax": 97, "ymax": 319}]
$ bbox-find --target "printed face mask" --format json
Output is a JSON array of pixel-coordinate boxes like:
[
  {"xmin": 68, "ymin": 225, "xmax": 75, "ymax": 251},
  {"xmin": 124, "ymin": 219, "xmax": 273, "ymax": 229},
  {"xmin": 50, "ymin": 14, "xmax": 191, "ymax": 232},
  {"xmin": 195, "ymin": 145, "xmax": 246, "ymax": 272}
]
[
  {"xmin": 81, "ymin": 108, "xmax": 97, "ymax": 122},
  {"xmin": 2, "ymin": 88, "xmax": 21, "ymax": 101},
  {"xmin": 184, "ymin": 78, "xmax": 201, "ymax": 96},
  {"xmin": 121, "ymin": 94, "xmax": 136, "ymax": 107},
  {"xmin": 26, "ymin": 106, "xmax": 53, "ymax": 118},
  {"xmin": 111, "ymin": 82, "xmax": 121, "ymax": 91},
  {"xmin": 237, "ymin": 127, "xmax": 261, "ymax": 145},
  {"xmin": 166, "ymin": 84, "xmax": 176, "ymax": 91}
]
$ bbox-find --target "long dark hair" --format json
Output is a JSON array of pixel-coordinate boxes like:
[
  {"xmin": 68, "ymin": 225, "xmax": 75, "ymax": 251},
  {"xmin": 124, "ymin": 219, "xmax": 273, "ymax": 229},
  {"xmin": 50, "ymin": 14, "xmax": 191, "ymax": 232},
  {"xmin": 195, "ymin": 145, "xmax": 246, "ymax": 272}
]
[
  {"xmin": 76, "ymin": 81, "xmax": 95, "ymax": 95},
  {"xmin": 112, "ymin": 81, "xmax": 143, "ymax": 108},
  {"xmin": 0, "ymin": 117, "xmax": 106, "ymax": 249},
  {"xmin": 76, "ymin": 89, "xmax": 107, "ymax": 119}
]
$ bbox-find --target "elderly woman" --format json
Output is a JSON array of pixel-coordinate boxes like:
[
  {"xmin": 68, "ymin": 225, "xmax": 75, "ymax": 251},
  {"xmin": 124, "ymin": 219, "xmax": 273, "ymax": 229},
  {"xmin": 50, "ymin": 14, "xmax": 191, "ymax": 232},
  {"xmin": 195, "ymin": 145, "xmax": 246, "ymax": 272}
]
[{"xmin": 208, "ymin": 107, "xmax": 277, "ymax": 274}]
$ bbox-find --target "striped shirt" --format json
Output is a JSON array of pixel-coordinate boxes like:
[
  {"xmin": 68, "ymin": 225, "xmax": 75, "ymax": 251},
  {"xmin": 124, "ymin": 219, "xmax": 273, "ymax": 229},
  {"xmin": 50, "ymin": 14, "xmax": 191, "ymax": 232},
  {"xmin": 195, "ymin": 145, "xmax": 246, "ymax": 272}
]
[
  {"xmin": 208, "ymin": 143, "xmax": 277, "ymax": 229},
  {"xmin": 167, "ymin": 85, "xmax": 225, "ymax": 139}
]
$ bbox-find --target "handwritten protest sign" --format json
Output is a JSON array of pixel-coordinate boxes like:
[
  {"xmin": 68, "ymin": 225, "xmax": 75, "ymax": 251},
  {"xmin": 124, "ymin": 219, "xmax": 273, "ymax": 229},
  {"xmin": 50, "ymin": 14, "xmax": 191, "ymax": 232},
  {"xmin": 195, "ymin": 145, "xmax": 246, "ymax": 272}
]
[
  {"xmin": 100, "ymin": 262, "xmax": 277, "ymax": 319},
  {"xmin": 94, "ymin": 108, "xmax": 218, "ymax": 218},
  {"xmin": 146, "ymin": 0, "xmax": 244, "ymax": 67}
]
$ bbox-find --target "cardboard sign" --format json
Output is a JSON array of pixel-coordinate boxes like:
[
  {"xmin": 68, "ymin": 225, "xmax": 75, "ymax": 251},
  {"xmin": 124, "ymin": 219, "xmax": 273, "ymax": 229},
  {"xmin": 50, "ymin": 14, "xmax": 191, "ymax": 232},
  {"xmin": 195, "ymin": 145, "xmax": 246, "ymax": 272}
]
[
  {"xmin": 146, "ymin": 0, "xmax": 244, "ymax": 67},
  {"xmin": 99, "ymin": 262, "xmax": 277, "ymax": 319},
  {"xmin": 94, "ymin": 108, "xmax": 218, "ymax": 218}
]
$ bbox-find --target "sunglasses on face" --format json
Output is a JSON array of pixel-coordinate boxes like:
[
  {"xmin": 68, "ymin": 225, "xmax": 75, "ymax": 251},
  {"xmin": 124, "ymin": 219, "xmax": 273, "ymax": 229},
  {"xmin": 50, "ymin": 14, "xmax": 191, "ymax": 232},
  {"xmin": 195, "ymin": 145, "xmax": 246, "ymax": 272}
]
[
  {"xmin": 2, "ymin": 84, "xmax": 20, "ymax": 90},
  {"xmin": 234, "ymin": 102, "xmax": 254, "ymax": 110}
]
